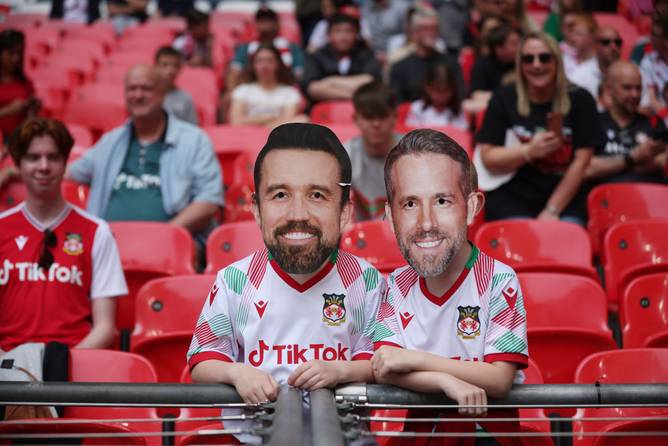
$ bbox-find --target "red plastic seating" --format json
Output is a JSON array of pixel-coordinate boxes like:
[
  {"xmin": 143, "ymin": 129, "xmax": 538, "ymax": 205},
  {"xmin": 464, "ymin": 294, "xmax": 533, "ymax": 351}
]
[
  {"xmin": 620, "ymin": 273, "xmax": 668, "ymax": 348},
  {"xmin": 205, "ymin": 221, "xmax": 264, "ymax": 274},
  {"xmin": 340, "ymin": 220, "xmax": 406, "ymax": 274}
]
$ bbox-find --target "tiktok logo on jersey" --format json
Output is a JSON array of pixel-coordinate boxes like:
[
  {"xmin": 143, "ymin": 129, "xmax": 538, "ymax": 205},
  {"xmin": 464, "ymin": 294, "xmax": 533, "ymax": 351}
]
[
  {"xmin": 248, "ymin": 340, "xmax": 349, "ymax": 366},
  {"xmin": 0, "ymin": 260, "xmax": 83, "ymax": 286}
]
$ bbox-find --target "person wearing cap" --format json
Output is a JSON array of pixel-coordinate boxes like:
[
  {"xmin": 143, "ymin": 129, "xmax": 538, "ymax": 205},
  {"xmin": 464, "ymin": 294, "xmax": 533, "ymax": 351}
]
[
  {"xmin": 227, "ymin": 6, "xmax": 305, "ymax": 90},
  {"xmin": 187, "ymin": 123, "xmax": 383, "ymax": 443}
]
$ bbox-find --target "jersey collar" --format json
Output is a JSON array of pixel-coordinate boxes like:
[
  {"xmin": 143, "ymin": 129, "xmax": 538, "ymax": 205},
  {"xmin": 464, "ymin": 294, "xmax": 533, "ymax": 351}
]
[
  {"xmin": 21, "ymin": 202, "xmax": 71, "ymax": 233},
  {"xmin": 269, "ymin": 248, "xmax": 338, "ymax": 293},
  {"xmin": 419, "ymin": 244, "xmax": 479, "ymax": 307}
]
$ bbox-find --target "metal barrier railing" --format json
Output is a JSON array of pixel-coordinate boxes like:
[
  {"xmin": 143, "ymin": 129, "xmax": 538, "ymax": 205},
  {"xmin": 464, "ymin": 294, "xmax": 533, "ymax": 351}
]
[{"xmin": 1, "ymin": 382, "xmax": 668, "ymax": 445}]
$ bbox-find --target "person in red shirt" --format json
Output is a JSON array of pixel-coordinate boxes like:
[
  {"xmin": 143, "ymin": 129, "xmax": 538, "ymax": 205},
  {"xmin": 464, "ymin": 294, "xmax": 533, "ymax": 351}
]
[
  {"xmin": 0, "ymin": 30, "xmax": 40, "ymax": 141},
  {"xmin": 0, "ymin": 118, "xmax": 128, "ymax": 353}
]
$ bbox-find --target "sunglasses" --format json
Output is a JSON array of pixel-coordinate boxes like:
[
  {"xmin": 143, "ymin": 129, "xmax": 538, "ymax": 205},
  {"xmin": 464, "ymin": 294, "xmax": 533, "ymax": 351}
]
[
  {"xmin": 598, "ymin": 38, "xmax": 622, "ymax": 47},
  {"xmin": 521, "ymin": 52, "xmax": 553, "ymax": 65},
  {"xmin": 38, "ymin": 229, "xmax": 57, "ymax": 270}
]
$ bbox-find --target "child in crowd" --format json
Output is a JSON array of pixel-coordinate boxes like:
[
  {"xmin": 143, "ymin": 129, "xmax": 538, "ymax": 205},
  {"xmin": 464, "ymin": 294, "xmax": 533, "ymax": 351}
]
[
  {"xmin": 405, "ymin": 64, "xmax": 468, "ymax": 130},
  {"xmin": 154, "ymin": 46, "xmax": 199, "ymax": 125}
]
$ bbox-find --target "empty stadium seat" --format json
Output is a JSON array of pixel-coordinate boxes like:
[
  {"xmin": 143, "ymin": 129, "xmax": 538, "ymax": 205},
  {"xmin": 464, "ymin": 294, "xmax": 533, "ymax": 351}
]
[
  {"xmin": 310, "ymin": 100, "xmax": 356, "ymax": 125},
  {"xmin": 0, "ymin": 350, "xmax": 162, "ymax": 446},
  {"xmin": 61, "ymin": 179, "xmax": 89, "ymax": 208},
  {"xmin": 66, "ymin": 123, "xmax": 94, "ymax": 149},
  {"xmin": 519, "ymin": 272, "xmax": 616, "ymax": 384},
  {"xmin": 340, "ymin": 220, "xmax": 406, "ymax": 274},
  {"xmin": 204, "ymin": 125, "xmax": 269, "ymax": 155},
  {"xmin": 131, "ymin": 275, "xmax": 215, "ymax": 382},
  {"xmin": 63, "ymin": 83, "xmax": 128, "ymax": 137},
  {"xmin": 222, "ymin": 182, "xmax": 255, "ymax": 224},
  {"xmin": 573, "ymin": 349, "xmax": 668, "ymax": 446},
  {"xmin": 475, "ymin": 219, "xmax": 598, "ymax": 280},
  {"xmin": 587, "ymin": 183, "xmax": 668, "ymax": 255},
  {"xmin": 205, "ymin": 221, "xmax": 264, "ymax": 274},
  {"xmin": 620, "ymin": 273, "xmax": 668, "ymax": 348},
  {"xmin": 109, "ymin": 222, "xmax": 196, "ymax": 336},
  {"xmin": 602, "ymin": 219, "xmax": 668, "ymax": 306}
]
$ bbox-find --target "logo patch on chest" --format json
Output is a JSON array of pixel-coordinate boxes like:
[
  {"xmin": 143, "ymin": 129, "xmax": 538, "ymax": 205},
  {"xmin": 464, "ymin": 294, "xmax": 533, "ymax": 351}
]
[
  {"xmin": 62, "ymin": 233, "xmax": 83, "ymax": 256},
  {"xmin": 15, "ymin": 235, "xmax": 28, "ymax": 251},
  {"xmin": 457, "ymin": 305, "xmax": 481, "ymax": 339},
  {"xmin": 322, "ymin": 293, "xmax": 346, "ymax": 326}
]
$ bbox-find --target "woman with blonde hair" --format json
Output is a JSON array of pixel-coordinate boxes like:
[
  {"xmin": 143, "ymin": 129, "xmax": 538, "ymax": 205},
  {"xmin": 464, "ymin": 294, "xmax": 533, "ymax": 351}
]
[{"xmin": 475, "ymin": 32, "xmax": 604, "ymax": 225}]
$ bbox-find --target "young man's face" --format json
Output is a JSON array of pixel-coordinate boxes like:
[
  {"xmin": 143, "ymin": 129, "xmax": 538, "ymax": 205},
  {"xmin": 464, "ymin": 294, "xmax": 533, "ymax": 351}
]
[
  {"xmin": 328, "ymin": 22, "xmax": 358, "ymax": 54},
  {"xmin": 19, "ymin": 135, "xmax": 66, "ymax": 200},
  {"xmin": 386, "ymin": 153, "xmax": 472, "ymax": 277},
  {"xmin": 253, "ymin": 149, "xmax": 351, "ymax": 275},
  {"xmin": 155, "ymin": 54, "xmax": 182, "ymax": 88},
  {"xmin": 354, "ymin": 112, "xmax": 396, "ymax": 156}
]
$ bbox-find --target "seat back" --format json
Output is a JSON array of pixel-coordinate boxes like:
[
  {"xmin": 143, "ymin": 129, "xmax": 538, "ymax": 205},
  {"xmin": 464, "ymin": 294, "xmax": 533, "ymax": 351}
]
[
  {"xmin": 205, "ymin": 221, "xmax": 264, "ymax": 274},
  {"xmin": 340, "ymin": 220, "xmax": 405, "ymax": 273},
  {"xmin": 476, "ymin": 219, "xmax": 595, "ymax": 278},
  {"xmin": 222, "ymin": 182, "xmax": 255, "ymax": 224},
  {"xmin": 620, "ymin": 273, "xmax": 668, "ymax": 348},
  {"xmin": 310, "ymin": 100, "xmax": 355, "ymax": 125},
  {"xmin": 573, "ymin": 349, "xmax": 668, "ymax": 446},
  {"xmin": 603, "ymin": 219, "xmax": 668, "ymax": 305},
  {"xmin": 587, "ymin": 183, "xmax": 668, "ymax": 255},
  {"xmin": 131, "ymin": 275, "xmax": 215, "ymax": 382},
  {"xmin": 110, "ymin": 222, "xmax": 196, "ymax": 332}
]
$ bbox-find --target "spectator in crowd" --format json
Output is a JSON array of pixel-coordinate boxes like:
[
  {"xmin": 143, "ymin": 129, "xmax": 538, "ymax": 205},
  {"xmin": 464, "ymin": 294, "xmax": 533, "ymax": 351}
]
[
  {"xmin": 569, "ymin": 26, "xmax": 622, "ymax": 102},
  {"xmin": 228, "ymin": 7, "xmax": 305, "ymax": 90},
  {"xmin": 0, "ymin": 118, "xmax": 127, "ymax": 352},
  {"xmin": 229, "ymin": 44, "xmax": 306, "ymax": 127},
  {"xmin": 469, "ymin": 20, "xmax": 521, "ymax": 105},
  {"xmin": 0, "ymin": 30, "xmax": 40, "ymax": 142},
  {"xmin": 586, "ymin": 61, "xmax": 667, "ymax": 184},
  {"xmin": 543, "ymin": 0, "xmax": 583, "ymax": 42},
  {"xmin": 187, "ymin": 123, "xmax": 382, "ymax": 444},
  {"xmin": 473, "ymin": 14, "xmax": 504, "ymax": 57},
  {"xmin": 154, "ymin": 46, "xmax": 199, "ymax": 125},
  {"xmin": 405, "ymin": 64, "xmax": 468, "ymax": 129},
  {"xmin": 307, "ymin": 0, "xmax": 355, "ymax": 53},
  {"xmin": 561, "ymin": 12, "xmax": 597, "ymax": 75},
  {"xmin": 108, "ymin": 0, "xmax": 148, "ymax": 35},
  {"xmin": 374, "ymin": 129, "xmax": 527, "ymax": 442},
  {"xmin": 476, "ymin": 32, "xmax": 604, "ymax": 225},
  {"xmin": 389, "ymin": 6, "xmax": 465, "ymax": 103},
  {"xmin": 296, "ymin": 0, "xmax": 324, "ymax": 47},
  {"xmin": 474, "ymin": 0, "xmax": 537, "ymax": 35},
  {"xmin": 433, "ymin": 0, "xmax": 470, "ymax": 53},
  {"xmin": 640, "ymin": 14, "xmax": 668, "ymax": 113},
  {"xmin": 67, "ymin": 65, "xmax": 223, "ymax": 241},
  {"xmin": 345, "ymin": 81, "xmax": 401, "ymax": 221},
  {"xmin": 173, "ymin": 8, "xmax": 213, "ymax": 68},
  {"xmin": 385, "ymin": 5, "xmax": 447, "ymax": 71},
  {"xmin": 359, "ymin": 0, "xmax": 409, "ymax": 62},
  {"xmin": 50, "ymin": 0, "xmax": 102, "ymax": 23},
  {"xmin": 301, "ymin": 13, "xmax": 381, "ymax": 103}
]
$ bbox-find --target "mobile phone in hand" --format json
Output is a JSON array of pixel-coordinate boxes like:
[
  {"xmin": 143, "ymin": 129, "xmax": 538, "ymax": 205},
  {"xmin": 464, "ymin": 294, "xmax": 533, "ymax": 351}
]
[{"xmin": 546, "ymin": 112, "xmax": 563, "ymax": 138}]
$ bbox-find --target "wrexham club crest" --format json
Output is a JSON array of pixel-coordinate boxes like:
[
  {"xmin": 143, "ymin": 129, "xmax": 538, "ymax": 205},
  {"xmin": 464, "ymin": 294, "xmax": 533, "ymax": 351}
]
[
  {"xmin": 457, "ymin": 306, "xmax": 481, "ymax": 339},
  {"xmin": 63, "ymin": 233, "xmax": 83, "ymax": 256},
  {"xmin": 322, "ymin": 293, "xmax": 346, "ymax": 326}
]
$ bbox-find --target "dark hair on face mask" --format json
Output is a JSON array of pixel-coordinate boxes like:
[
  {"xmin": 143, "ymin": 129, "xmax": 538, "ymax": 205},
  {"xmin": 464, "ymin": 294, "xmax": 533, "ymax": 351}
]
[{"xmin": 253, "ymin": 123, "xmax": 352, "ymax": 208}]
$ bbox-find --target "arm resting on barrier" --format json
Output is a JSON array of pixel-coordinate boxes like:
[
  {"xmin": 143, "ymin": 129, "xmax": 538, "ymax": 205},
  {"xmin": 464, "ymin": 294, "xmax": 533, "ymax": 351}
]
[
  {"xmin": 191, "ymin": 360, "xmax": 279, "ymax": 405},
  {"xmin": 287, "ymin": 359, "xmax": 374, "ymax": 391}
]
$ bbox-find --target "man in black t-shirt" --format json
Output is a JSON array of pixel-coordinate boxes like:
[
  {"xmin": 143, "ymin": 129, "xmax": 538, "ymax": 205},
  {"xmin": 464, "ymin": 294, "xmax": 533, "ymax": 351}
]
[
  {"xmin": 585, "ymin": 61, "xmax": 667, "ymax": 184},
  {"xmin": 388, "ymin": 7, "xmax": 465, "ymax": 103}
]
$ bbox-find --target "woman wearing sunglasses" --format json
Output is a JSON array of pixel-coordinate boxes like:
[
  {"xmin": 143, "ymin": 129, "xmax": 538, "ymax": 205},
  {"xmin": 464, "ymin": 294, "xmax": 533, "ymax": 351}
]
[
  {"xmin": 0, "ymin": 118, "xmax": 127, "ymax": 354},
  {"xmin": 475, "ymin": 31, "xmax": 604, "ymax": 225}
]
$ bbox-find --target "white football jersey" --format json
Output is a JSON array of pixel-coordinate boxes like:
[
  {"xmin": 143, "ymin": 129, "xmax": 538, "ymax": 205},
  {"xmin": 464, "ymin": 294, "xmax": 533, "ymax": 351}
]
[{"xmin": 374, "ymin": 245, "xmax": 528, "ymax": 378}]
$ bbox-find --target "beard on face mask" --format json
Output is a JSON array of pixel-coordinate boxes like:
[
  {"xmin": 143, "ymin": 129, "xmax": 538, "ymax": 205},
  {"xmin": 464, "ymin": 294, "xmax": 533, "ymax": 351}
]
[
  {"xmin": 266, "ymin": 220, "xmax": 339, "ymax": 275},
  {"xmin": 397, "ymin": 228, "xmax": 467, "ymax": 278}
]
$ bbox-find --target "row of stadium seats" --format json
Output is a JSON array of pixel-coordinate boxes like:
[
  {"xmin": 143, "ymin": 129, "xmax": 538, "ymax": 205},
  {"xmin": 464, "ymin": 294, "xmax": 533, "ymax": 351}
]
[{"xmin": 2, "ymin": 348, "xmax": 666, "ymax": 445}]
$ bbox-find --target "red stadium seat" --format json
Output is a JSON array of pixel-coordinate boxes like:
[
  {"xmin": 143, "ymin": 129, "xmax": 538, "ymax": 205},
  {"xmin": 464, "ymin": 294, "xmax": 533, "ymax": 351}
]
[
  {"xmin": 0, "ymin": 180, "xmax": 88, "ymax": 210},
  {"xmin": 310, "ymin": 100, "xmax": 356, "ymax": 125},
  {"xmin": 327, "ymin": 124, "xmax": 360, "ymax": 144},
  {"xmin": 54, "ymin": 40, "xmax": 107, "ymax": 67},
  {"xmin": 573, "ymin": 349, "xmax": 668, "ymax": 446},
  {"xmin": 0, "ymin": 350, "xmax": 161, "ymax": 446},
  {"xmin": 109, "ymin": 222, "xmax": 196, "ymax": 335},
  {"xmin": 61, "ymin": 22, "xmax": 117, "ymax": 52},
  {"xmin": 620, "ymin": 273, "xmax": 668, "ymax": 348},
  {"xmin": 39, "ymin": 55, "xmax": 97, "ymax": 87},
  {"xmin": 145, "ymin": 17, "xmax": 187, "ymax": 34},
  {"xmin": 204, "ymin": 125, "xmax": 270, "ymax": 154},
  {"xmin": 340, "ymin": 220, "xmax": 406, "ymax": 274},
  {"xmin": 475, "ymin": 219, "xmax": 597, "ymax": 280},
  {"xmin": 587, "ymin": 183, "xmax": 668, "ymax": 256},
  {"xmin": 222, "ymin": 182, "xmax": 255, "ymax": 223},
  {"xmin": 131, "ymin": 275, "xmax": 215, "ymax": 382},
  {"xmin": 458, "ymin": 46, "xmax": 475, "ymax": 87},
  {"xmin": 231, "ymin": 151, "xmax": 255, "ymax": 187},
  {"xmin": 63, "ymin": 83, "xmax": 128, "ymax": 138},
  {"xmin": 205, "ymin": 221, "xmax": 264, "ymax": 274},
  {"xmin": 519, "ymin": 272, "xmax": 616, "ymax": 384},
  {"xmin": 61, "ymin": 179, "xmax": 89, "ymax": 208},
  {"xmin": 66, "ymin": 123, "xmax": 94, "ymax": 149},
  {"xmin": 602, "ymin": 219, "xmax": 668, "ymax": 307}
]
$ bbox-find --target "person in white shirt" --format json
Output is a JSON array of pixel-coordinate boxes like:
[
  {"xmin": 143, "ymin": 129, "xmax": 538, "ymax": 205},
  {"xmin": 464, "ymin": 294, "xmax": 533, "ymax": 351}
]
[
  {"xmin": 569, "ymin": 26, "xmax": 622, "ymax": 102},
  {"xmin": 405, "ymin": 63, "xmax": 468, "ymax": 130},
  {"xmin": 560, "ymin": 12, "xmax": 596, "ymax": 75},
  {"xmin": 229, "ymin": 44, "xmax": 306, "ymax": 128},
  {"xmin": 372, "ymin": 129, "xmax": 529, "ymax": 443},
  {"xmin": 640, "ymin": 14, "xmax": 668, "ymax": 113}
]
